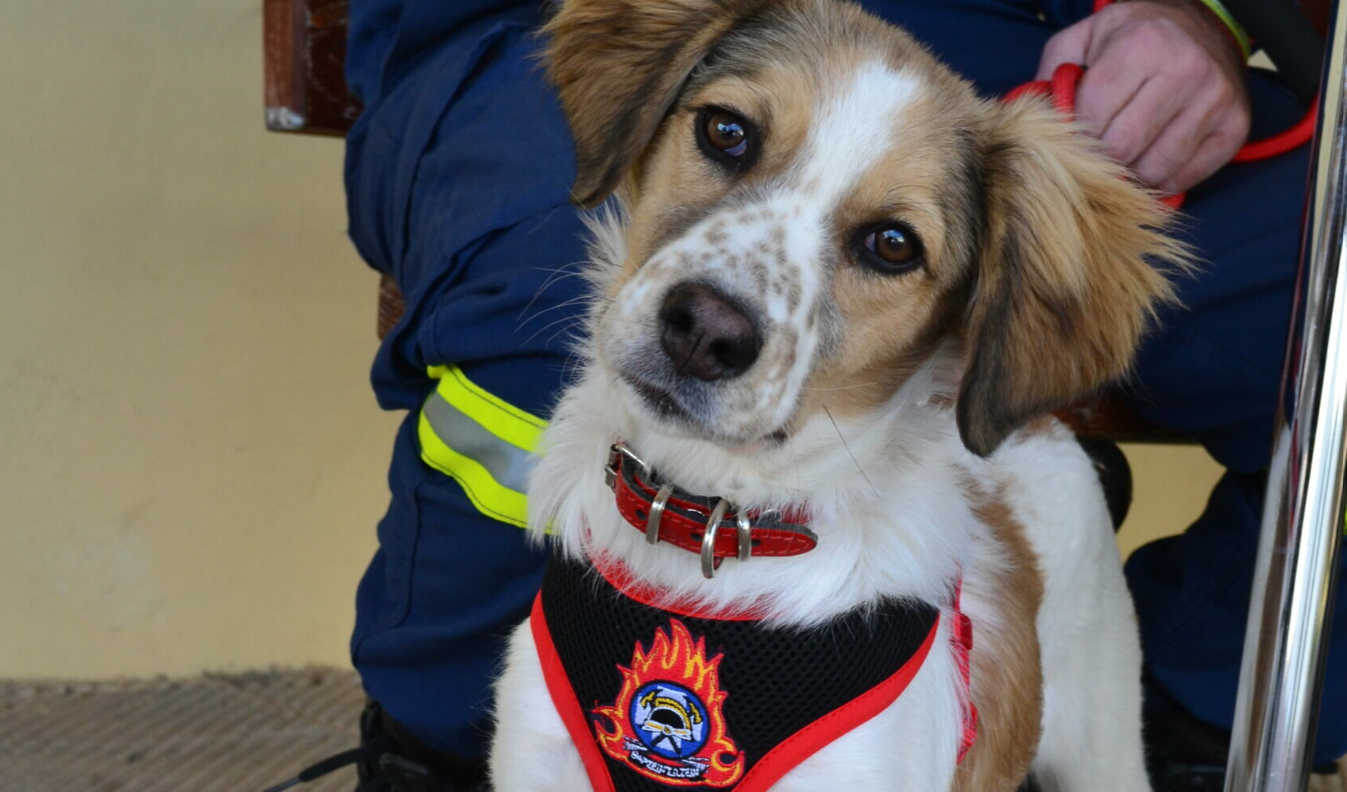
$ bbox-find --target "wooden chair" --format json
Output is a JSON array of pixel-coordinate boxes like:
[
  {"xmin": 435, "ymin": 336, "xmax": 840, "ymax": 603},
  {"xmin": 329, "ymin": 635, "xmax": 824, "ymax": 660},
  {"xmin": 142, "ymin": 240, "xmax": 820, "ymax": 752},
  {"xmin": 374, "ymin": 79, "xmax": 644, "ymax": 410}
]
[
  {"xmin": 262, "ymin": 0, "xmax": 1185, "ymax": 443},
  {"xmin": 263, "ymin": 0, "xmax": 361, "ymax": 135}
]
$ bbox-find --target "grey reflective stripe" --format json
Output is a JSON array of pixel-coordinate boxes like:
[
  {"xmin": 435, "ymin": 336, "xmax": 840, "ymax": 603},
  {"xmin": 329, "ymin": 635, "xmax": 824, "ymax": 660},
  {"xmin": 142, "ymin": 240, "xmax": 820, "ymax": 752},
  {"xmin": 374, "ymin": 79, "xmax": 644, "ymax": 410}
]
[{"xmin": 421, "ymin": 390, "xmax": 535, "ymax": 493}]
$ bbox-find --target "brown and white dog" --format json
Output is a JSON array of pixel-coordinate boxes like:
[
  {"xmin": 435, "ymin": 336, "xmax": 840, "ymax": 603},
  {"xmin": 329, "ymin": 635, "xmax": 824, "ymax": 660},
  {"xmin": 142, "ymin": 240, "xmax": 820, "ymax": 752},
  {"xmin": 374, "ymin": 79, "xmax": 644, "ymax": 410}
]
[{"xmin": 490, "ymin": 1, "xmax": 1190, "ymax": 790}]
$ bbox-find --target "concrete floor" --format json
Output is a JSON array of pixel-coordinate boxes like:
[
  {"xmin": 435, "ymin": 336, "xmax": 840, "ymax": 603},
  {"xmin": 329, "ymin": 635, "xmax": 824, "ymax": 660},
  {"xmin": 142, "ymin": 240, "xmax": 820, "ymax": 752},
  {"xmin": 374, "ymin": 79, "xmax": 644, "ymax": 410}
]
[
  {"xmin": 1, "ymin": 668, "xmax": 1341, "ymax": 792},
  {"xmin": 0, "ymin": 669, "xmax": 364, "ymax": 792}
]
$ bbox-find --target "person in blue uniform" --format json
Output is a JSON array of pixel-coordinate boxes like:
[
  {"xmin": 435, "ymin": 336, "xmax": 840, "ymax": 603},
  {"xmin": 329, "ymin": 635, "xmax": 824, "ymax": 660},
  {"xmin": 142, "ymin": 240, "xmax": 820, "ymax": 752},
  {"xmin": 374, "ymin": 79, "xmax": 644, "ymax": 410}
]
[{"xmin": 337, "ymin": 1, "xmax": 1342, "ymax": 789}]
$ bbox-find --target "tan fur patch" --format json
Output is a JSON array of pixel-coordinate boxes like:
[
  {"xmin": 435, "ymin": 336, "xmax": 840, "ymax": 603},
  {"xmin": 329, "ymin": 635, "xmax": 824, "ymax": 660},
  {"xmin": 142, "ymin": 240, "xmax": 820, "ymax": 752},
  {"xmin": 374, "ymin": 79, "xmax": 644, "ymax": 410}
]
[
  {"xmin": 616, "ymin": 65, "xmax": 819, "ymax": 282},
  {"xmin": 798, "ymin": 70, "xmax": 981, "ymax": 420},
  {"xmin": 544, "ymin": 0, "xmax": 778, "ymax": 208},
  {"xmin": 954, "ymin": 481, "xmax": 1046, "ymax": 792}
]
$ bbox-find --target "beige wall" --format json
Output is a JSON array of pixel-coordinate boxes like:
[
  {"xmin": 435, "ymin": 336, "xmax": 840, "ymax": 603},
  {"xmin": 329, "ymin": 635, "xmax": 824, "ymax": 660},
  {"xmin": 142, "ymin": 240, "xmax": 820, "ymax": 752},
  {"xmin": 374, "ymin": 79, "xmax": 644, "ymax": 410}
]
[
  {"xmin": 1118, "ymin": 444, "xmax": 1225, "ymax": 559},
  {"xmin": 0, "ymin": 0, "xmax": 398, "ymax": 678},
  {"xmin": 0, "ymin": 0, "xmax": 1228, "ymax": 680}
]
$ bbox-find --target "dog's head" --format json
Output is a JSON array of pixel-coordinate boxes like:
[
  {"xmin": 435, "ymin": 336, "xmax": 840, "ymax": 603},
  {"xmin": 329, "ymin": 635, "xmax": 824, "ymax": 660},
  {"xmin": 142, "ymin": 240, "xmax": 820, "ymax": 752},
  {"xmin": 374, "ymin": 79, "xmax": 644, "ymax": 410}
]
[{"xmin": 547, "ymin": 0, "xmax": 1188, "ymax": 457}]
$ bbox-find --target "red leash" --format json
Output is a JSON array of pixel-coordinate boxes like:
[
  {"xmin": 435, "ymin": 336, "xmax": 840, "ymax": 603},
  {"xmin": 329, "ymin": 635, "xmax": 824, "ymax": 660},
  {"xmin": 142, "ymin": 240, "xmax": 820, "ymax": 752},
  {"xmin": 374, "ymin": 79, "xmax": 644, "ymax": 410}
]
[{"xmin": 1006, "ymin": 0, "xmax": 1318, "ymax": 208}]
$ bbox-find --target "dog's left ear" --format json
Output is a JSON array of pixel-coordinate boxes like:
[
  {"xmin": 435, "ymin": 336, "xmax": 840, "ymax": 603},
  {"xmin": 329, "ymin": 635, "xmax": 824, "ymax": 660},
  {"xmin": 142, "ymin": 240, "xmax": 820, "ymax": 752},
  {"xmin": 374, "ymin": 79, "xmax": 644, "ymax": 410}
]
[
  {"xmin": 957, "ymin": 98, "xmax": 1193, "ymax": 457},
  {"xmin": 544, "ymin": 0, "xmax": 773, "ymax": 208}
]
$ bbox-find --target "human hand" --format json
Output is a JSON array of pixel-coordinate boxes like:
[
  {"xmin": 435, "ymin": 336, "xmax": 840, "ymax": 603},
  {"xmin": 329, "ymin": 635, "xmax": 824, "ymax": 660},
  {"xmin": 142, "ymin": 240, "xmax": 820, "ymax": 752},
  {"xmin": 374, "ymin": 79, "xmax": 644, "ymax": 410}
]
[{"xmin": 1037, "ymin": 0, "xmax": 1251, "ymax": 193}]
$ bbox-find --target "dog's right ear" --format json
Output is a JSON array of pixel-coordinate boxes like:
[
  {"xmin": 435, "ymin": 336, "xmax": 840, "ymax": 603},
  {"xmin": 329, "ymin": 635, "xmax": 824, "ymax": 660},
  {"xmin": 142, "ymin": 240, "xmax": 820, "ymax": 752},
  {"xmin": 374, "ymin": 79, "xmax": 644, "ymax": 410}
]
[
  {"xmin": 955, "ymin": 98, "xmax": 1193, "ymax": 458},
  {"xmin": 544, "ymin": 0, "xmax": 770, "ymax": 208}
]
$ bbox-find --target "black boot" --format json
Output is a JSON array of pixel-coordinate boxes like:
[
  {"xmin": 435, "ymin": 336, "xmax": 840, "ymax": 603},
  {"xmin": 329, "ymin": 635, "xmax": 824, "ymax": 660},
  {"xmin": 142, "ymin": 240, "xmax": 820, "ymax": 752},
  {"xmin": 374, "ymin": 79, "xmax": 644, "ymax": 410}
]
[
  {"xmin": 262, "ymin": 700, "xmax": 488, "ymax": 792},
  {"xmin": 1145, "ymin": 705, "xmax": 1339, "ymax": 790},
  {"xmin": 355, "ymin": 700, "xmax": 489, "ymax": 792},
  {"xmin": 1146, "ymin": 707, "xmax": 1231, "ymax": 791}
]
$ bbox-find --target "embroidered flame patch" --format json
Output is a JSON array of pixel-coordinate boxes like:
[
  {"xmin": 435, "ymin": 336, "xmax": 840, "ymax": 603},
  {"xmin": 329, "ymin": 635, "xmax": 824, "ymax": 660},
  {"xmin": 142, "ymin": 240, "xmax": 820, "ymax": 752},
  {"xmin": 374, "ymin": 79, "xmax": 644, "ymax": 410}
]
[{"xmin": 593, "ymin": 619, "xmax": 744, "ymax": 787}]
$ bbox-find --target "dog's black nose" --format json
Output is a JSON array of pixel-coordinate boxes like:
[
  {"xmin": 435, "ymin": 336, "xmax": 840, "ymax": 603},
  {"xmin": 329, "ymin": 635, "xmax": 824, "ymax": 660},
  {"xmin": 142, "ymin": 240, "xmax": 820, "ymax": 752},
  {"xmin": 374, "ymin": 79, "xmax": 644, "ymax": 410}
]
[{"xmin": 659, "ymin": 283, "xmax": 760, "ymax": 381}]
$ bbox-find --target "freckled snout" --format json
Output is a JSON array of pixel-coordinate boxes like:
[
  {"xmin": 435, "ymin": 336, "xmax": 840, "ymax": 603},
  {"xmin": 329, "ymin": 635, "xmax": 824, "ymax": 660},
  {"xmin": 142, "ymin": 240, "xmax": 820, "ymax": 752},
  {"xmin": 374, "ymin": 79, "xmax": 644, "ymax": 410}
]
[{"xmin": 658, "ymin": 283, "xmax": 761, "ymax": 382}]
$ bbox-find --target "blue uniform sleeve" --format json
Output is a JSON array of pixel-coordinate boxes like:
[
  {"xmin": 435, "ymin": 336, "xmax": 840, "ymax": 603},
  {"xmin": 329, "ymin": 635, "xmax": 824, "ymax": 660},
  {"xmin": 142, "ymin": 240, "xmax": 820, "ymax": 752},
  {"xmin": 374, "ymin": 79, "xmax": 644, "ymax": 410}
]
[
  {"xmin": 1039, "ymin": 0, "xmax": 1096, "ymax": 28},
  {"xmin": 347, "ymin": 0, "xmax": 544, "ymax": 107},
  {"xmin": 345, "ymin": 3, "xmax": 553, "ymax": 277}
]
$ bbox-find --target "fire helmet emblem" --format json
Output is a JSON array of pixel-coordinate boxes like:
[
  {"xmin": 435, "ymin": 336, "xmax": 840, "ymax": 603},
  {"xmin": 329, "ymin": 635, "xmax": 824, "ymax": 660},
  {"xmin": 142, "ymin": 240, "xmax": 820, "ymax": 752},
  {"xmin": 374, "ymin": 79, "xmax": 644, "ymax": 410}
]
[{"xmin": 593, "ymin": 619, "xmax": 744, "ymax": 786}]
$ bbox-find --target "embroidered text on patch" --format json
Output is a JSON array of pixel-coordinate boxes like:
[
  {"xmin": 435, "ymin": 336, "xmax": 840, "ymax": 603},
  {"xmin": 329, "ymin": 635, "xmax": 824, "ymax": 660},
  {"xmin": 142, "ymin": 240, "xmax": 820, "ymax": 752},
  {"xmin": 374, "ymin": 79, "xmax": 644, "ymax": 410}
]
[{"xmin": 592, "ymin": 619, "xmax": 745, "ymax": 787}]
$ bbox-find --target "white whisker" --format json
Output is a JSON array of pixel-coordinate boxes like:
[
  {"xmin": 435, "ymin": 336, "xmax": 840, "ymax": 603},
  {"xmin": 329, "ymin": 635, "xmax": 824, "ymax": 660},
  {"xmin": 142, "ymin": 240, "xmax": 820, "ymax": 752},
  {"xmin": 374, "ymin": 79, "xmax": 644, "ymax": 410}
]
[
  {"xmin": 823, "ymin": 405, "xmax": 879, "ymax": 497},
  {"xmin": 801, "ymin": 381, "xmax": 880, "ymax": 392}
]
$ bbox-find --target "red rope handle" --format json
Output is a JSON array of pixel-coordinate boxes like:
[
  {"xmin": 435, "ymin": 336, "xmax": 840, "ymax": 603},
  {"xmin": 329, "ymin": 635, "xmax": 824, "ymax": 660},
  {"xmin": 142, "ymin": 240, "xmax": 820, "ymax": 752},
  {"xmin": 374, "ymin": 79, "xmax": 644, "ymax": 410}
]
[
  {"xmin": 1231, "ymin": 96, "xmax": 1319, "ymax": 163},
  {"xmin": 1006, "ymin": 0, "xmax": 1319, "ymax": 208},
  {"xmin": 1004, "ymin": 62, "xmax": 1084, "ymax": 114}
]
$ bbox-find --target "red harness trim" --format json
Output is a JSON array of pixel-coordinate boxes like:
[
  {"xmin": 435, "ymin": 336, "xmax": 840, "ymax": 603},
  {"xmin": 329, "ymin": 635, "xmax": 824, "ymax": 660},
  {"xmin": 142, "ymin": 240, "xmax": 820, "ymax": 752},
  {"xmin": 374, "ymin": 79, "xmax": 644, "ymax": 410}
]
[
  {"xmin": 588, "ymin": 558, "xmax": 980, "ymax": 760},
  {"xmin": 734, "ymin": 619, "xmax": 939, "ymax": 792},
  {"xmin": 532, "ymin": 594, "xmax": 619, "ymax": 792},
  {"xmin": 952, "ymin": 580, "xmax": 978, "ymax": 764},
  {"xmin": 531, "ymin": 593, "xmax": 945, "ymax": 792},
  {"xmin": 591, "ymin": 554, "xmax": 767, "ymax": 622},
  {"xmin": 609, "ymin": 449, "xmax": 818, "ymax": 561}
]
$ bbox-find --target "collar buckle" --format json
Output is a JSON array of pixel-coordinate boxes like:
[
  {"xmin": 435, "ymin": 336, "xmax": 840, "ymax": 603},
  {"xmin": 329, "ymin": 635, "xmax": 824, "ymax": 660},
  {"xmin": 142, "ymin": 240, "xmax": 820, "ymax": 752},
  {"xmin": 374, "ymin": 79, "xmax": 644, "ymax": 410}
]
[{"xmin": 605, "ymin": 442, "xmax": 648, "ymax": 490}]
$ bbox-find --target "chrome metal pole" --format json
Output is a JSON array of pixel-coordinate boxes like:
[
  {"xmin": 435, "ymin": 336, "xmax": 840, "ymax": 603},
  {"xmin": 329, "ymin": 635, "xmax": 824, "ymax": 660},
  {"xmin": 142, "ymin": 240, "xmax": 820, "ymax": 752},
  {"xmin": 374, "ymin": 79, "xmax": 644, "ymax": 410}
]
[{"xmin": 1225, "ymin": 5, "xmax": 1347, "ymax": 791}]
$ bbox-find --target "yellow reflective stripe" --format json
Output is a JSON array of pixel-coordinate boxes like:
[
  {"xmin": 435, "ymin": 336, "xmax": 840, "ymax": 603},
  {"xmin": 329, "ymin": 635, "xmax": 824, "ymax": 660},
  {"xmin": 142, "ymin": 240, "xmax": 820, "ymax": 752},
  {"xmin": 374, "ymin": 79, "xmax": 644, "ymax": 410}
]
[
  {"xmin": 419, "ymin": 365, "xmax": 549, "ymax": 529},
  {"xmin": 417, "ymin": 409, "xmax": 530, "ymax": 528},
  {"xmin": 428, "ymin": 365, "xmax": 546, "ymax": 452}
]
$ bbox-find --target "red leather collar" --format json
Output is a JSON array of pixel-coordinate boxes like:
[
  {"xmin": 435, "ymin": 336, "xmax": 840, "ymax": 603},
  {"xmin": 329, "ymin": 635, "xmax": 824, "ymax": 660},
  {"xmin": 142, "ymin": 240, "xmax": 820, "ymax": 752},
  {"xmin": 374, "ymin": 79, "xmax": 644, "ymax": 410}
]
[{"xmin": 604, "ymin": 443, "xmax": 817, "ymax": 578}]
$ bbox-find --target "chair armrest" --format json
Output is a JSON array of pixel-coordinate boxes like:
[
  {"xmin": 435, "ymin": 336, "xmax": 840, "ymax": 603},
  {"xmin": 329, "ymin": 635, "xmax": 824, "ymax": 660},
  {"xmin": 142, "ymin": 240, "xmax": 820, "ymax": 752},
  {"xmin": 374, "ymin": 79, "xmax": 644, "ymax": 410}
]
[{"xmin": 263, "ymin": 0, "xmax": 360, "ymax": 135}]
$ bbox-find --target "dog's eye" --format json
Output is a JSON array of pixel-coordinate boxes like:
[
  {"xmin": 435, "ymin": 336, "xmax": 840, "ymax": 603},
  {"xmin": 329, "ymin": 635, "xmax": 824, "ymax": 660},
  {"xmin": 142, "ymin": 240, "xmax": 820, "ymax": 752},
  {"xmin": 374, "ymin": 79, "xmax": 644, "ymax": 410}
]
[
  {"xmin": 706, "ymin": 112, "xmax": 747, "ymax": 154},
  {"xmin": 696, "ymin": 108, "xmax": 753, "ymax": 166},
  {"xmin": 857, "ymin": 224, "xmax": 924, "ymax": 274}
]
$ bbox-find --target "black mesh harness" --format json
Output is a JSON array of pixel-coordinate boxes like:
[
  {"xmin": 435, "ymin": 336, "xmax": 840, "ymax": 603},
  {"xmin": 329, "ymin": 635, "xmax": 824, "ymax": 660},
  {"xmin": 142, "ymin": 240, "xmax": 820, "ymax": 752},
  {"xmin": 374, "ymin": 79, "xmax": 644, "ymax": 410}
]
[{"xmin": 528, "ymin": 555, "xmax": 968, "ymax": 792}]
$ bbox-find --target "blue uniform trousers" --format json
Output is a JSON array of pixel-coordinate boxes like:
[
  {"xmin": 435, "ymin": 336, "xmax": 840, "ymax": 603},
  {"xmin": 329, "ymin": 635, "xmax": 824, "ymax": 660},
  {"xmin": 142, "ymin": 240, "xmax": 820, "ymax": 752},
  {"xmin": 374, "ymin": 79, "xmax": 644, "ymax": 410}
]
[{"xmin": 343, "ymin": 0, "xmax": 1346, "ymax": 764}]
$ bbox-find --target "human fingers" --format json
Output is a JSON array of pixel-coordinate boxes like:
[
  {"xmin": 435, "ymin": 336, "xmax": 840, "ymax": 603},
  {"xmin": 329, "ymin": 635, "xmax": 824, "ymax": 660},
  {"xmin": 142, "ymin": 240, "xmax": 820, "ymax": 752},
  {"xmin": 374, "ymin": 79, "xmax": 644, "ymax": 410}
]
[
  {"xmin": 1099, "ymin": 75, "xmax": 1189, "ymax": 167},
  {"xmin": 1134, "ymin": 102, "xmax": 1249, "ymax": 192},
  {"xmin": 1036, "ymin": 18, "xmax": 1093, "ymax": 81}
]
